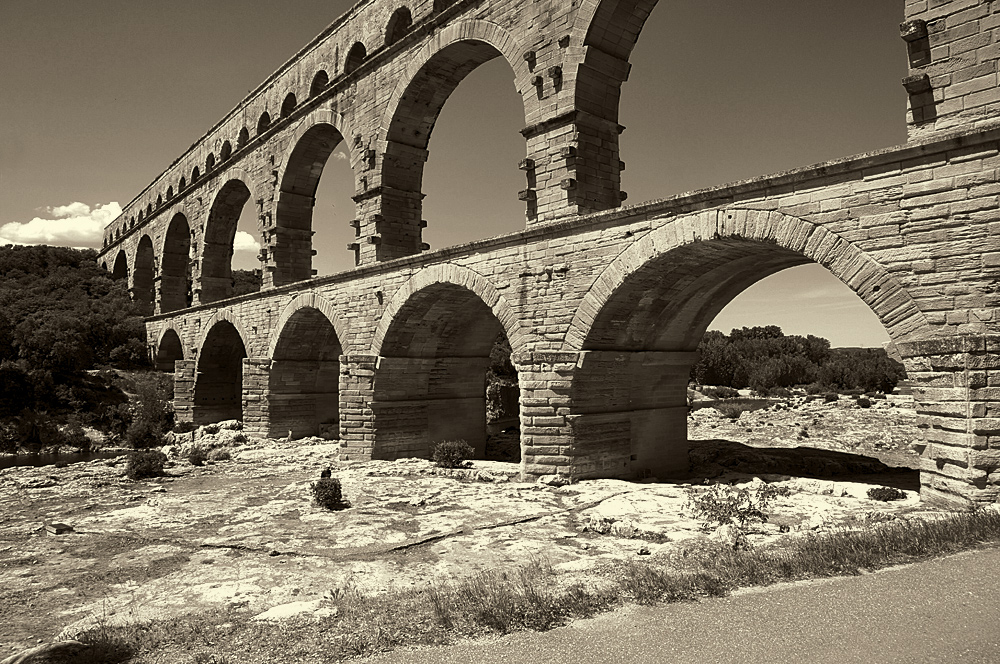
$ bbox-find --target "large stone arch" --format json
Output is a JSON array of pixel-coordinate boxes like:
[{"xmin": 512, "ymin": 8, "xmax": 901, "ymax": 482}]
[
  {"xmin": 155, "ymin": 326, "xmax": 184, "ymax": 373},
  {"xmin": 369, "ymin": 20, "xmax": 532, "ymax": 262},
  {"xmin": 268, "ymin": 291, "xmax": 352, "ymax": 358},
  {"xmin": 564, "ymin": 209, "xmax": 930, "ymax": 351},
  {"xmin": 264, "ymin": 292, "xmax": 349, "ymax": 438},
  {"xmin": 132, "ymin": 234, "xmax": 156, "ymax": 316},
  {"xmin": 195, "ymin": 309, "xmax": 254, "ymax": 358},
  {"xmin": 200, "ymin": 170, "xmax": 255, "ymax": 304},
  {"xmin": 371, "ymin": 263, "xmax": 525, "ymax": 356},
  {"xmin": 111, "ymin": 249, "xmax": 129, "ymax": 281},
  {"xmin": 159, "ymin": 212, "xmax": 193, "ymax": 314},
  {"xmin": 270, "ymin": 109, "xmax": 356, "ymax": 287},
  {"xmin": 193, "ymin": 311, "xmax": 251, "ymax": 425},
  {"xmin": 556, "ymin": 208, "xmax": 931, "ymax": 482},
  {"xmin": 368, "ymin": 263, "xmax": 525, "ymax": 461}
]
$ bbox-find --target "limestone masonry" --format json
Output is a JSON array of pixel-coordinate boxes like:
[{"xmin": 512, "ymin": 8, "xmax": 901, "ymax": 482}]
[{"xmin": 98, "ymin": 0, "xmax": 1000, "ymax": 505}]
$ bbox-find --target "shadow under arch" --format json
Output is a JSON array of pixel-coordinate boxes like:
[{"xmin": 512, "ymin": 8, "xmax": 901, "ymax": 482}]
[
  {"xmin": 369, "ymin": 264, "xmax": 525, "ymax": 461},
  {"xmin": 560, "ymin": 209, "xmax": 930, "ymax": 481},
  {"xmin": 272, "ymin": 109, "xmax": 355, "ymax": 286},
  {"xmin": 194, "ymin": 312, "xmax": 251, "ymax": 425},
  {"xmin": 200, "ymin": 172, "xmax": 255, "ymax": 304},
  {"xmin": 160, "ymin": 212, "xmax": 193, "ymax": 313},
  {"xmin": 155, "ymin": 327, "xmax": 184, "ymax": 373},
  {"xmin": 133, "ymin": 235, "xmax": 156, "ymax": 316},
  {"xmin": 112, "ymin": 250, "xmax": 129, "ymax": 281},
  {"xmin": 374, "ymin": 19, "xmax": 531, "ymax": 261},
  {"xmin": 266, "ymin": 292, "xmax": 349, "ymax": 438}
]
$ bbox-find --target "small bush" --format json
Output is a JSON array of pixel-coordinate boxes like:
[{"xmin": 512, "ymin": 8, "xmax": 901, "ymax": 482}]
[
  {"xmin": 188, "ymin": 446, "xmax": 208, "ymax": 466},
  {"xmin": 703, "ymin": 386, "xmax": 739, "ymax": 400},
  {"xmin": 312, "ymin": 476, "xmax": 347, "ymax": 510},
  {"xmin": 208, "ymin": 448, "xmax": 231, "ymax": 462},
  {"xmin": 712, "ymin": 402, "xmax": 750, "ymax": 420},
  {"xmin": 125, "ymin": 449, "xmax": 167, "ymax": 480},
  {"xmin": 823, "ymin": 392, "xmax": 839, "ymax": 403},
  {"xmin": 856, "ymin": 396, "xmax": 872, "ymax": 409},
  {"xmin": 867, "ymin": 486, "xmax": 907, "ymax": 502},
  {"xmin": 432, "ymin": 439, "xmax": 475, "ymax": 468},
  {"xmin": 686, "ymin": 482, "xmax": 780, "ymax": 530}
]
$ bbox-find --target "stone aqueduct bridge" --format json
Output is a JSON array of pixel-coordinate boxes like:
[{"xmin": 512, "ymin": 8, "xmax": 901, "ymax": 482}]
[{"xmin": 96, "ymin": 0, "xmax": 1000, "ymax": 505}]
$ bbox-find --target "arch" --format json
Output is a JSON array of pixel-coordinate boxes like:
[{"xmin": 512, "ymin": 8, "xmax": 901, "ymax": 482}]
[
  {"xmin": 206, "ymin": 153, "xmax": 216, "ymax": 171},
  {"xmin": 192, "ymin": 166, "xmax": 201, "ymax": 182},
  {"xmin": 112, "ymin": 250, "xmax": 128, "ymax": 281},
  {"xmin": 238, "ymin": 127, "xmax": 250, "ymax": 149},
  {"xmin": 561, "ymin": 209, "xmax": 930, "ymax": 482},
  {"xmin": 344, "ymin": 42, "xmax": 366, "ymax": 75},
  {"xmin": 160, "ymin": 212, "xmax": 192, "ymax": 313},
  {"xmin": 155, "ymin": 327, "xmax": 184, "ymax": 373},
  {"xmin": 201, "ymin": 177, "xmax": 253, "ymax": 304},
  {"xmin": 268, "ymin": 292, "xmax": 351, "ymax": 357},
  {"xmin": 273, "ymin": 112, "xmax": 349, "ymax": 286},
  {"xmin": 266, "ymin": 298, "xmax": 345, "ymax": 438},
  {"xmin": 281, "ymin": 93, "xmax": 297, "ymax": 118},
  {"xmin": 220, "ymin": 140, "xmax": 232, "ymax": 161},
  {"xmin": 179, "ymin": 176, "xmax": 187, "ymax": 190},
  {"xmin": 376, "ymin": 20, "xmax": 529, "ymax": 256},
  {"xmin": 167, "ymin": 186, "xmax": 174, "ymax": 199},
  {"xmin": 156, "ymin": 194, "xmax": 163, "ymax": 207},
  {"xmin": 129, "ymin": 219, "xmax": 135, "ymax": 230},
  {"xmin": 385, "ymin": 7, "xmax": 412, "ymax": 47},
  {"xmin": 575, "ymin": 0, "xmax": 659, "ymax": 62},
  {"xmin": 132, "ymin": 234, "xmax": 156, "ymax": 315},
  {"xmin": 369, "ymin": 264, "xmax": 524, "ymax": 461},
  {"xmin": 101, "ymin": 260, "xmax": 107, "ymax": 270},
  {"xmin": 257, "ymin": 111, "xmax": 271, "ymax": 135},
  {"xmin": 137, "ymin": 211, "xmax": 144, "ymax": 223},
  {"xmin": 196, "ymin": 309, "xmax": 253, "ymax": 357},
  {"xmin": 565, "ymin": 210, "xmax": 929, "ymax": 352},
  {"xmin": 146, "ymin": 203, "xmax": 152, "ymax": 217},
  {"xmin": 372, "ymin": 263, "xmax": 525, "ymax": 356},
  {"xmin": 310, "ymin": 70, "xmax": 329, "ymax": 97},
  {"xmin": 194, "ymin": 315, "xmax": 249, "ymax": 425}
]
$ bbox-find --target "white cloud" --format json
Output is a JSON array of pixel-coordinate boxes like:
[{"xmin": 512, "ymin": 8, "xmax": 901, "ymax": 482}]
[
  {"xmin": 0, "ymin": 202, "xmax": 122, "ymax": 248},
  {"xmin": 334, "ymin": 151, "xmax": 348, "ymax": 161},
  {"xmin": 233, "ymin": 230, "xmax": 260, "ymax": 253}
]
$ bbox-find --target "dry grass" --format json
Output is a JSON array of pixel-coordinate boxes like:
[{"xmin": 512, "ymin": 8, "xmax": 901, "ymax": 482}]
[{"xmin": 77, "ymin": 508, "xmax": 1000, "ymax": 663}]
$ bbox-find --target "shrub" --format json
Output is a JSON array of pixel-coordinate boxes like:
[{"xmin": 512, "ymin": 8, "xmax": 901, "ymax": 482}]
[
  {"xmin": 823, "ymin": 392, "xmax": 839, "ymax": 403},
  {"xmin": 208, "ymin": 448, "xmax": 231, "ymax": 462},
  {"xmin": 173, "ymin": 421, "xmax": 197, "ymax": 434},
  {"xmin": 712, "ymin": 402, "xmax": 750, "ymax": 420},
  {"xmin": 432, "ymin": 439, "xmax": 475, "ymax": 468},
  {"xmin": 188, "ymin": 446, "xmax": 208, "ymax": 466},
  {"xmin": 703, "ymin": 386, "xmax": 739, "ymax": 400},
  {"xmin": 856, "ymin": 396, "xmax": 872, "ymax": 409},
  {"xmin": 867, "ymin": 486, "xmax": 907, "ymax": 502},
  {"xmin": 125, "ymin": 449, "xmax": 167, "ymax": 480},
  {"xmin": 686, "ymin": 482, "xmax": 780, "ymax": 530},
  {"xmin": 312, "ymin": 476, "xmax": 347, "ymax": 510}
]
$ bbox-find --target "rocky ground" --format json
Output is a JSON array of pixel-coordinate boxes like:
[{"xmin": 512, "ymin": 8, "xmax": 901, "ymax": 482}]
[{"xmin": 0, "ymin": 396, "xmax": 929, "ymax": 657}]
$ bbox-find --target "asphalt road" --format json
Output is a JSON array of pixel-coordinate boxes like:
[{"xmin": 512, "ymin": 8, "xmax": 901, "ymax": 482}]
[{"xmin": 365, "ymin": 547, "xmax": 1000, "ymax": 664}]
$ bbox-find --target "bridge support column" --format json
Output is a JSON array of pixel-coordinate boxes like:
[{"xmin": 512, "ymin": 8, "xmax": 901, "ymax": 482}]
[
  {"xmin": 523, "ymin": 113, "xmax": 623, "ymax": 223},
  {"xmin": 371, "ymin": 356, "xmax": 492, "ymax": 460},
  {"xmin": 515, "ymin": 350, "xmax": 696, "ymax": 481},
  {"xmin": 339, "ymin": 354, "xmax": 377, "ymax": 460},
  {"xmin": 242, "ymin": 358, "xmax": 270, "ymax": 437},
  {"xmin": 515, "ymin": 351, "xmax": 579, "ymax": 479},
  {"xmin": 172, "ymin": 359, "xmax": 197, "ymax": 426},
  {"xmin": 899, "ymin": 336, "xmax": 1000, "ymax": 506}
]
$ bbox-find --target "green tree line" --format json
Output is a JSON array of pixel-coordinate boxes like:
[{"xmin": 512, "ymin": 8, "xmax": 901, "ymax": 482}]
[{"xmin": 691, "ymin": 325, "xmax": 906, "ymax": 394}]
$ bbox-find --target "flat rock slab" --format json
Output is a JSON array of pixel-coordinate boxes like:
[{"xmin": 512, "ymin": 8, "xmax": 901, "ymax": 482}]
[{"xmin": 0, "ymin": 402, "xmax": 928, "ymax": 656}]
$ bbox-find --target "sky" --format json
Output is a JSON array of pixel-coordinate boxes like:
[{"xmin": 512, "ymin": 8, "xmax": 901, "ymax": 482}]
[{"xmin": 0, "ymin": 0, "xmax": 908, "ymax": 347}]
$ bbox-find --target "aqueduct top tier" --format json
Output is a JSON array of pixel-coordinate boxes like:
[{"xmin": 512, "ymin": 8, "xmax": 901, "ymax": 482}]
[{"xmin": 99, "ymin": 0, "xmax": 1000, "ymax": 506}]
